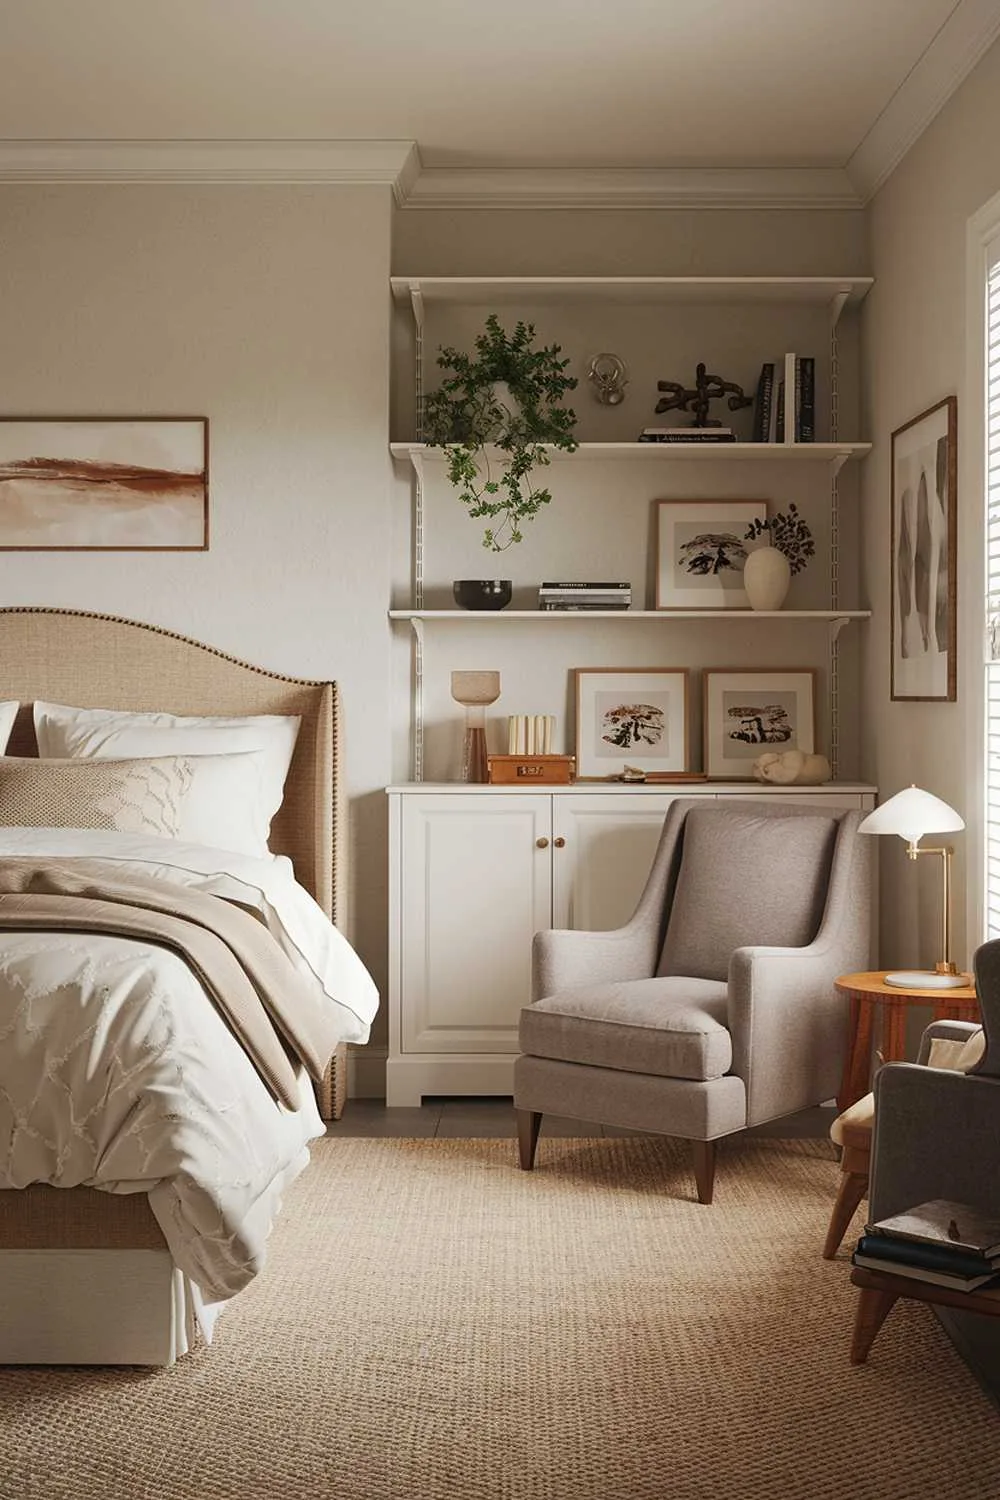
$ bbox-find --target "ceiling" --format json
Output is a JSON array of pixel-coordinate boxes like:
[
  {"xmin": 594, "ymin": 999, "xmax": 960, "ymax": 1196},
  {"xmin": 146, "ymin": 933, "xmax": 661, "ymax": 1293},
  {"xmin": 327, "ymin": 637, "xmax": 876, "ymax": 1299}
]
[{"xmin": 2, "ymin": 0, "xmax": 999, "ymax": 203}]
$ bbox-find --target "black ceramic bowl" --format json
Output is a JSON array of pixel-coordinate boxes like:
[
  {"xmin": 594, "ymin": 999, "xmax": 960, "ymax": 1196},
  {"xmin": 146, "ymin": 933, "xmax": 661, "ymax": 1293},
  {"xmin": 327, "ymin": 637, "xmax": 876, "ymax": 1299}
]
[{"xmin": 453, "ymin": 579, "xmax": 513, "ymax": 611}]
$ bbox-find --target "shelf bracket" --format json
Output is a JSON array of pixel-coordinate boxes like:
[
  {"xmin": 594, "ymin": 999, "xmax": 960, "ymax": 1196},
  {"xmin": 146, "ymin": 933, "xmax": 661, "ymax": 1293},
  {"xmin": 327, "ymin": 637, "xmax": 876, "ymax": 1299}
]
[
  {"xmin": 828, "ymin": 288, "xmax": 851, "ymax": 332},
  {"xmin": 829, "ymin": 451, "xmax": 850, "ymax": 481},
  {"xmin": 828, "ymin": 615, "xmax": 852, "ymax": 645}
]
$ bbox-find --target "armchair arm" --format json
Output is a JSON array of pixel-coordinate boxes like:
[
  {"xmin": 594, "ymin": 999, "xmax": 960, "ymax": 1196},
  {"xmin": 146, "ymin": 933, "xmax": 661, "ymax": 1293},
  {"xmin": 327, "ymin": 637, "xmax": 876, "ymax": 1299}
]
[
  {"xmin": 916, "ymin": 1019, "xmax": 981, "ymax": 1066},
  {"xmin": 870, "ymin": 1063, "xmax": 1000, "ymax": 1222}
]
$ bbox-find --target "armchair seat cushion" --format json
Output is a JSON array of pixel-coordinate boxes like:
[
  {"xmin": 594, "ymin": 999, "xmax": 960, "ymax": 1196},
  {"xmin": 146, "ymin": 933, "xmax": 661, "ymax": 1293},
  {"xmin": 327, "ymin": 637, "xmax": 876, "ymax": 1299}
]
[{"xmin": 520, "ymin": 976, "xmax": 731, "ymax": 1081}]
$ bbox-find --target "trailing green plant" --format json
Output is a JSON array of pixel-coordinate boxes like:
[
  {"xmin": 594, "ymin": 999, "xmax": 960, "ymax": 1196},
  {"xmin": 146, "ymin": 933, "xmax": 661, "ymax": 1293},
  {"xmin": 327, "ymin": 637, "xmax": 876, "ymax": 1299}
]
[
  {"xmin": 744, "ymin": 503, "xmax": 815, "ymax": 575},
  {"xmin": 423, "ymin": 314, "xmax": 578, "ymax": 551}
]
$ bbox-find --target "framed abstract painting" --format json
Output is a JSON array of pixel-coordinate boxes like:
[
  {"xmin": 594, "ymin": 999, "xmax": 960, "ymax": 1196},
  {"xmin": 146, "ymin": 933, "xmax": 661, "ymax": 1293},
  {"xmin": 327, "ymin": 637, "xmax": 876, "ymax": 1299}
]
[
  {"xmin": 703, "ymin": 669, "xmax": 816, "ymax": 780},
  {"xmin": 890, "ymin": 396, "xmax": 957, "ymax": 701},
  {"xmin": 0, "ymin": 417, "xmax": 208, "ymax": 550},
  {"xmin": 655, "ymin": 499, "xmax": 766, "ymax": 610}
]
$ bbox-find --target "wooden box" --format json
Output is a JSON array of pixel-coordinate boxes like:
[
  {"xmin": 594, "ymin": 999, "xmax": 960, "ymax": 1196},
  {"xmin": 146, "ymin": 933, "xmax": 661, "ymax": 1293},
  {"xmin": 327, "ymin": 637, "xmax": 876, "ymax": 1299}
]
[{"xmin": 487, "ymin": 754, "xmax": 576, "ymax": 785}]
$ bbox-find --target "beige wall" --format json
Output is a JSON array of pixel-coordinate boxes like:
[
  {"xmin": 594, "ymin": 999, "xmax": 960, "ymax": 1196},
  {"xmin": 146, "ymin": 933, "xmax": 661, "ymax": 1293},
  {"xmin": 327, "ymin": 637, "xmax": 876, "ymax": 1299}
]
[
  {"xmin": 862, "ymin": 38, "xmax": 1000, "ymax": 971},
  {"xmin": 0, "ymin": 185, "xmax": 394, "ymax": 1021}
]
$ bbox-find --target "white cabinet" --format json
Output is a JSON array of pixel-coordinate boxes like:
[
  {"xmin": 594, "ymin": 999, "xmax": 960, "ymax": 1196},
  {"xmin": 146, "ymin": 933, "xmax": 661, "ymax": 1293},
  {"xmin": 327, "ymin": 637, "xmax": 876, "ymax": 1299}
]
[{"xmin": 386, "ymin": 782, "xmax": 876, "ymax": 1106}]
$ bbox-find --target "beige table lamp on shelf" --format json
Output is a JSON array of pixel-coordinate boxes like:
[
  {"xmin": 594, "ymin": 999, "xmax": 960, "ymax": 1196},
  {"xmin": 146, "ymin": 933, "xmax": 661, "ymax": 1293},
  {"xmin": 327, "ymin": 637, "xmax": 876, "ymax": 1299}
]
[
  {"xmin": 451, "ymin": 671, "xmax": 501, "ymax": 784},
  {"xmin": 858, "ymin": 785, "xmax": 966, "ymax": 989}
]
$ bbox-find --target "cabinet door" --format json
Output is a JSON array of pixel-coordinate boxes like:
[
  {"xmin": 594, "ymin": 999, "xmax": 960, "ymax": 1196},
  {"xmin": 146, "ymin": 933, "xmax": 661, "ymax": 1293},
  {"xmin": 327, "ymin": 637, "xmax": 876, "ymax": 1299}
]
[
  {"xmin": 551, "ymin": 793, "xmax": 683, "ymax": 931},
  {"xmin": 399, "ymin": 794, "xmax": 551, "ymax": 1053}
]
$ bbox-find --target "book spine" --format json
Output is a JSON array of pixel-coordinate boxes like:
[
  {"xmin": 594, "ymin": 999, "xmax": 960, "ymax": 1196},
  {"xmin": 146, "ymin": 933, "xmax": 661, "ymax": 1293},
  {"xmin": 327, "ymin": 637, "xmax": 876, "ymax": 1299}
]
[
  {"xmin": 783, "ymin": 352, "xmax": 797, "ymax": 444},
  {"xmin": 852, "ymin": 1252, "xmax": 999, "ymax": 1291},
  {"xmin": 855, "ymin": 1234, "xmax": 995, "ymax": 1278},
  {"xmin": 541, "ymin": 582, "xmax": 631, "ymax": 590},
  {"xmin": 752, "ymin": 363, "xmax": 774, "ymax": 443},
  {"xmin": 637, "ymin": 433, "xmax": 737, "ymax": 443},
  {"xmin": 799, "ymin": 356, "xmax": 815, "ymax": 442},
  {"xmin": 775, "ymin": 380, "xmax": 785, "ymax": 443}
]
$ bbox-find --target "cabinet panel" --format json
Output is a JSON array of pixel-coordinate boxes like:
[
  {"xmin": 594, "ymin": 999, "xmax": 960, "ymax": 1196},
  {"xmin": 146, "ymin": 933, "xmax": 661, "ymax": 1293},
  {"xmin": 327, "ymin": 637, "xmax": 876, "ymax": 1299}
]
[
  {"xmin": 552, "ymin": 793, "xmax": 681, "ymax": 931},
  {"xmin": 399, "ymin": 794, "xmax": 551, "ymax": 1054}
]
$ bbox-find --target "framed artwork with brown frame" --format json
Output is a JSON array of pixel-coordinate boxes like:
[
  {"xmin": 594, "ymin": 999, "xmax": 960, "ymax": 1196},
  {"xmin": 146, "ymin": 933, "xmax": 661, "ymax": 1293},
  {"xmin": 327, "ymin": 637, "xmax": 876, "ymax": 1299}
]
[
  {"xmin": 0, "ymin": 416, "xmax": 209, "ymax": 551},
  {"xmin": 890, "ymin": 396, "xmax": 957, "ymax": 701},
  {"xmin": 655, "ymin": 498, "xmax": 767, "ymax": 610},
  {"xmin": 574, "ymin": 667, "xmax": 691, "ymax": 780},
  {"xmin": 703, "ymin": 668, "xmax": 817, "ymax": 780}
]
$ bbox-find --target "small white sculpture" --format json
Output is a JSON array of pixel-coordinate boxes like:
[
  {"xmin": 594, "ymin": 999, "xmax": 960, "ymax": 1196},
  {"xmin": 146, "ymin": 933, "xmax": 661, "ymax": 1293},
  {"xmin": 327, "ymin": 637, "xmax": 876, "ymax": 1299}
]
[{"xmin": 752, "ymin": 747, "xmax": 832, "ymax": 786}]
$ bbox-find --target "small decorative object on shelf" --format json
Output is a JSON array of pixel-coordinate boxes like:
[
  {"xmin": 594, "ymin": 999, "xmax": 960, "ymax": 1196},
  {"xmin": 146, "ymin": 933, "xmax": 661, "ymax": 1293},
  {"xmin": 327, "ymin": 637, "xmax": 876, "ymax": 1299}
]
[
  {"xmin": 653, "ymin": 363, "xmax": 754, "ymax": 429},
  {"xmin": 752, "ymin": 748, "xmax": 831, "ymax": 786},
  {"xmin": 451, "ymin": 670, "xmax": 501, "ymax": 784},
  {"xmin": 507, "ymin": 714, "xmax": 556, "ymax": 754},
  {"xmin": 453, "ymin": 579, "xmax": 513, "ymax": 611},
  {"xmin": 488, "ymin": 754, "xmax": 575, "ymax": 785},
  {"xmin": 742, "ymin": 504, "xmax": 814, "ymax": 611},
  {"xmin": 587, "ymin": 353, "xmax": 629, "ymax": 406},
  {"xmin": 423, "ymin": 314, "xmax": 578, "ymax": 552}
]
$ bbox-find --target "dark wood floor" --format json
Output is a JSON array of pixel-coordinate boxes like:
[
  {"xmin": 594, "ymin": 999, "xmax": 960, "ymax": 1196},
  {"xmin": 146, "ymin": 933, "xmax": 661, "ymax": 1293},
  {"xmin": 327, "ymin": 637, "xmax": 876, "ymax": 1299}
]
[{"xmin": 328, "ymin": 1098, "xmax": 836, "ymax": 1139}]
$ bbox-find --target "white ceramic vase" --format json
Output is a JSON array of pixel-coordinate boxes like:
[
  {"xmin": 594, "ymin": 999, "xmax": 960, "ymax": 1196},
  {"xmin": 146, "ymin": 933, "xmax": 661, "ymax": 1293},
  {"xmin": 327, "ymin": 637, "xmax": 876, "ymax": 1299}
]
[{"xmin": 743, "ymin": 545, "xmax": 791, "ymax": 611}]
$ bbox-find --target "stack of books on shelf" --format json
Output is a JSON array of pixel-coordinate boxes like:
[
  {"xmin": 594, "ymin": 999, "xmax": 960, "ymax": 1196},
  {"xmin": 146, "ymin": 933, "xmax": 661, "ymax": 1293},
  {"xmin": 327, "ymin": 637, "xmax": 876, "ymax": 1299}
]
[
  {"xmin": 852, "ymin": 1198, "xmax": 1000, "ymax": 1292},
  {"xmin": 538, "ymin": 581, "xmax": 631, "ymax": 611},
  {"xmin": 752, "ymin": 354, "xmax": 815, "ymax": 442},
  {"xmin": 637, "ymin": 427, "xmax": 736, "ymax": 444}
]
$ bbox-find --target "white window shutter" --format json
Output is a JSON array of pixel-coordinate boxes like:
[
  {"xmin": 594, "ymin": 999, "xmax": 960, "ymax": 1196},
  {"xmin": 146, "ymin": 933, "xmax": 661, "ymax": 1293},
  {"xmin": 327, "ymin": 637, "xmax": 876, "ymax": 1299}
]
[{"xmin": 984, "ymin": 235, "xmax": 1000, "ymax": 937}]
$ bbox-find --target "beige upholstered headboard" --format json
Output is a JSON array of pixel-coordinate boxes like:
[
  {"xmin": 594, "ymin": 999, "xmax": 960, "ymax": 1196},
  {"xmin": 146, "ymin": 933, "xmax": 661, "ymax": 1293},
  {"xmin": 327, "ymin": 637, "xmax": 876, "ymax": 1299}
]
[{"xmin": 0, "ymin": 607, "xmax": 342, "ymax": 925}]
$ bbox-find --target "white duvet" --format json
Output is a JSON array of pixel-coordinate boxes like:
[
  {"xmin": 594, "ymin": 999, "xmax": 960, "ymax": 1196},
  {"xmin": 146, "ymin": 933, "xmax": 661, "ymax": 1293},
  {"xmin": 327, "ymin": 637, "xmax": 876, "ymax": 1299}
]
[{"xmin": 0, "ymin": 828, "xmax": 379, "ymax": 1311}]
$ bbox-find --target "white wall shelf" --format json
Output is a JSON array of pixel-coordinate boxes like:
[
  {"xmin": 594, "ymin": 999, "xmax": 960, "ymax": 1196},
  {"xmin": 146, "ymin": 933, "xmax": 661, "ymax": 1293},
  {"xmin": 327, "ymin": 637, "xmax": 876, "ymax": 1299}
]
[
  {"xmin": 390, "ymin": 276, "xmax": 874, "ymax": 315},
  {"xmin": 389, "ymin": 609, "xmax": 871, "ymax": 622},
  {"xmin": 391, "ymin": 440, "xmax": 872, "ymax": 473}
]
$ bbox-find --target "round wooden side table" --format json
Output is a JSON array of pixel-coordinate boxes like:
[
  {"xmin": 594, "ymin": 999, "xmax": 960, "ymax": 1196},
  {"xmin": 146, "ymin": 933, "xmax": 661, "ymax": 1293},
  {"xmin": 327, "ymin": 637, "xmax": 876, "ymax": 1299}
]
[{"xmin": 835, "ymin": 969, "xmax": 979, "ymax": 1112}]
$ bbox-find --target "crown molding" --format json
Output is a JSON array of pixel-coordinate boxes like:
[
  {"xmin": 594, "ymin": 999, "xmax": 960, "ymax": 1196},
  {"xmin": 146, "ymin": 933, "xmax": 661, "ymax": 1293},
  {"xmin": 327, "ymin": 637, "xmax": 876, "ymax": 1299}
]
[
  {"xmin": 0, "ymin": 139, "xmax": 421, "ymax": 200},
  {"xmin": 400, "ymin": 166, "xmax": 862, "ymax": 211},
  {"xmin": 847, "ymin": 0, "xmax": 1000, "ymax": 202}
]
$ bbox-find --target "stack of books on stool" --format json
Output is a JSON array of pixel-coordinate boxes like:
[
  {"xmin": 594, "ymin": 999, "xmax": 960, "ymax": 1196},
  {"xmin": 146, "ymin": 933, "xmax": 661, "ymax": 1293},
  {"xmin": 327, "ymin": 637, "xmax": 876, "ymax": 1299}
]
[
  {"xmin": 852, "ymin": 1198, "xmax": 1000, "ymax": 1292},
  {"xmin": 538, "ymin": 581, "xmax": 631, "ymax": 611}
]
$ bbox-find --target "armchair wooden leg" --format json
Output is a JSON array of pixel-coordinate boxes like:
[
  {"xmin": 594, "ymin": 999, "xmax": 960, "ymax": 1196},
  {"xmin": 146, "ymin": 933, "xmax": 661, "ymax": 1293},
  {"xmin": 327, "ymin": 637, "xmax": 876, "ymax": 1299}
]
[
  {"xmin": 516, "ymin": 1110, "xmax": 542, "ymax": 1170},
  {"xmin": 822, "ymin": 1169, "xmax": 869, "ymax": 1260},
  {"xmin": 850, "ymin": 1284, "xmax": 899, "ymax": 1364},
  {"xmin": 692, "ymin": 1139, "xmax": 716, "ymax": 1204}
]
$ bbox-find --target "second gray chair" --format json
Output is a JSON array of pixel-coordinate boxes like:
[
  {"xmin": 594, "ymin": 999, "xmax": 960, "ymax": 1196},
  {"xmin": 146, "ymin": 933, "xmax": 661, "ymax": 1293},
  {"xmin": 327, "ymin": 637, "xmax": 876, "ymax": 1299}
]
[{"xmin": 514, "ymin": 798, "xmax": 872, "ymax": 1203}]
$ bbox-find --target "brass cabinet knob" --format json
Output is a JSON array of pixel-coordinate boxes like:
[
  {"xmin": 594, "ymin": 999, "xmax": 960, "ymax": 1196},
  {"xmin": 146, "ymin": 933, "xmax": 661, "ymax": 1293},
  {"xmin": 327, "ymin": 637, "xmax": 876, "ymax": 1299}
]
[
  {"xmin": 536, "ymin": 837, "xmax": 550, "ymax": 849},
  {"xmin": 553, "ymin": 837, "xmax": 566, "ymax": 848}
]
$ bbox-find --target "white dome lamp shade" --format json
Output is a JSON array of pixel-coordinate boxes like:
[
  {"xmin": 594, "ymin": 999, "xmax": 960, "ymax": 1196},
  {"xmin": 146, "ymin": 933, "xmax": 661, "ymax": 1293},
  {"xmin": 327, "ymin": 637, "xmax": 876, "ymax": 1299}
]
[{"xmin": 858, "ymin": 786, "xmax": 967, "ymax": 989}]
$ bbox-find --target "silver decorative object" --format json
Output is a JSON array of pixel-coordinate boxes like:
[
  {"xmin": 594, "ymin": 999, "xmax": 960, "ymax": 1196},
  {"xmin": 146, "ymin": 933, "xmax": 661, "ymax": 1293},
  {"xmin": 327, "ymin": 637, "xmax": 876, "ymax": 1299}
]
[{"xmin": 587, "ymin": 352, "xmax": 629, "ymax": 406}]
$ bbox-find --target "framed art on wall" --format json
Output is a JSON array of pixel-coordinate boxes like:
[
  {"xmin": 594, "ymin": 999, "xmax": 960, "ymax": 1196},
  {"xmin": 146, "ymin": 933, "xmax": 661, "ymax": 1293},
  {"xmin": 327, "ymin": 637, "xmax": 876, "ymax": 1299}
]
[
  {"xmin": 703, "ymin": 669, "xmax": 816, "ymax": 780},
  {"xmin": 0, "ymin": 417, "xmax": 209, "ymax": 550},
  {"xmin": 890, "ymin": 396, "xmax": 957, "ymax": 700},
  {"xmin": 655, "ymin": 499, "xmax": 767, "ymax": 610},
  {"xmin": 574, "ymin": 668, "xmax": 690, "ymax": 779}
]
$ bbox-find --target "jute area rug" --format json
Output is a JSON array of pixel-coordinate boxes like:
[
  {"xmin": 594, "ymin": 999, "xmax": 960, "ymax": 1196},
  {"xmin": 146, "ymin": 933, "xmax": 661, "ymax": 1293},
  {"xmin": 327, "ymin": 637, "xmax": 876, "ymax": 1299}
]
[{"xmin": 1, "ymin": 1136, "xmax": 998, "ymax": 1500}]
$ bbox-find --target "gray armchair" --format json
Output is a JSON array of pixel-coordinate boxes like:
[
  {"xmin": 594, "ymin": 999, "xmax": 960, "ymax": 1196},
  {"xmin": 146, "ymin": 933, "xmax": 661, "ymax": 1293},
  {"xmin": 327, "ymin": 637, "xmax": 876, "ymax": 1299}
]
[{"xmin": 514, "ymin": 798, "xmax": 872, "ymax": 1202}]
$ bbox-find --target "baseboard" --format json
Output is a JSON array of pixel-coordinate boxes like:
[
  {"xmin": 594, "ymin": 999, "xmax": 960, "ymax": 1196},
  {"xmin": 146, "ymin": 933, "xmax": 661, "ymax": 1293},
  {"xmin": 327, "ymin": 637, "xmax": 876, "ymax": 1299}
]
[{"xmin": 347, "ymin": 1044, "xmax": 388, "ymax": 1099}]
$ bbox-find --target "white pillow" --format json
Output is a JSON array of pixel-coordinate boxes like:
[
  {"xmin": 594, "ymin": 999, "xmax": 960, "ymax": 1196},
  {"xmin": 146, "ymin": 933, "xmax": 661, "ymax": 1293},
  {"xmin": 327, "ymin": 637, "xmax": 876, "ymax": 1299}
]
[
  {"xmin": 0, "ymin": 751, "xmax": 275, "ymax": 857},
  {"xmin": 0, "ymin": 702, "xmax": 18, "ymax": 754},
  {"xmin": 34, "ymin": 700, "xmax": 301, "ymax": 852}
]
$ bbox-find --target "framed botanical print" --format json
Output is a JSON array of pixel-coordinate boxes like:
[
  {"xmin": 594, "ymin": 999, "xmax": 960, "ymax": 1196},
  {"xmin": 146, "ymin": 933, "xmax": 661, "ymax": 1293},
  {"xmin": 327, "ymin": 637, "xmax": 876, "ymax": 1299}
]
[
  {"xmin": 703, "ymin": 669, "xmax": 816, "ymax": 780},
  {"xmin": 890, "ymin": 396, "xmax": 957, "ymax": 701},
  {"xmin": 655, "ymin": 499, "xmax": 766, "ymax": 610},
  {"xmin": 574, "ymin": 668, "xmax": 690, "ymax": 779}
]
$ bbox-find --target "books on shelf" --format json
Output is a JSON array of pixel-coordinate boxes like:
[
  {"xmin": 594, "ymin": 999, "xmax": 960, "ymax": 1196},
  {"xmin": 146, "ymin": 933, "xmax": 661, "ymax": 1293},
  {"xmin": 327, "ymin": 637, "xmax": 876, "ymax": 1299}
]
[
  {"xmin": 637, "ymin": 427, "xmax": 736, "ymax": 443},
  {"xmin": 538, "ymin": 580, "xmax": 631, "ymax": 612},
  {"xmin": 852, "ymin": 1198, "xmax": 1000, "ymax": 1292},
  {"xmin": 778, "ymin": 353, "xmax": 815, "ymax": 443},
  {"xmin": 751, "ymin": 363, "xmax": 775, "ymax": 443}
]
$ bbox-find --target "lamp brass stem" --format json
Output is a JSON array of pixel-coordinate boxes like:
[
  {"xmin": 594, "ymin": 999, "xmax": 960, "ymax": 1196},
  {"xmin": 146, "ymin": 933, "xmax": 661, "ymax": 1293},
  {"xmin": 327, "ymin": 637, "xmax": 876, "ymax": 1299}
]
[{"xmin": 906, "ymin": 841, "xmax": 957, "ymax": 974}]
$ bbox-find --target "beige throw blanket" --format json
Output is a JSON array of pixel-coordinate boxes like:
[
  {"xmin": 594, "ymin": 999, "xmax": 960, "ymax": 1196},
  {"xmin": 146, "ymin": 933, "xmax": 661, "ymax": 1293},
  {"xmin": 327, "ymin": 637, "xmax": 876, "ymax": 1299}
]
[{"xmin": 0, "ymin": 859, "xmax": 343, "ymax": 1110}]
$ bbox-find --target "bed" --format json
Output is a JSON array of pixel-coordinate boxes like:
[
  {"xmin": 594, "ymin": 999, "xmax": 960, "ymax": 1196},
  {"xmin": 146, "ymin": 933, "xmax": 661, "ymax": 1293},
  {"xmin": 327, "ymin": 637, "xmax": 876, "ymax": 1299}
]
[{"xmin": 0, "ymin": 606, "xmax": 374, "ymax": 1365}]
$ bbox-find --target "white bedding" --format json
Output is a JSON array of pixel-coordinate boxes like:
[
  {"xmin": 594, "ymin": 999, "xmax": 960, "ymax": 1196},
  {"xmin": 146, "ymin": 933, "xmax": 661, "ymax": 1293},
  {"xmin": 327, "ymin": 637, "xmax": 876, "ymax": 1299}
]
[{"xmin": 0, "ymin": 828, "xmax": 379, "ymax": 1312}]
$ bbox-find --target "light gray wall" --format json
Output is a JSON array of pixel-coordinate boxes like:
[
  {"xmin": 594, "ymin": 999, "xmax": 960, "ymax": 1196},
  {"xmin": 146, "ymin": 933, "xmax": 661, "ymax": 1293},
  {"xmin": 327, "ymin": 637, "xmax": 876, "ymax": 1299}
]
[
  {"xmin": 862, "ymin": 38, "xmax": 1000, "ymax": 971},
  {"xmin": 0, "ymin": 184, "xmax": 394, "ymax": 1016}
]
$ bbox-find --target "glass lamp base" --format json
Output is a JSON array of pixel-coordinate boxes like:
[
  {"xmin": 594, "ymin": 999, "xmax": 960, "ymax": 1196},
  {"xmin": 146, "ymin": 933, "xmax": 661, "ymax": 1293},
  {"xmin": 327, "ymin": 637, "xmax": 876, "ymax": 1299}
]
[{"xmin": 884, "ymin": 970, "xmax": 968, "ymax": 990}]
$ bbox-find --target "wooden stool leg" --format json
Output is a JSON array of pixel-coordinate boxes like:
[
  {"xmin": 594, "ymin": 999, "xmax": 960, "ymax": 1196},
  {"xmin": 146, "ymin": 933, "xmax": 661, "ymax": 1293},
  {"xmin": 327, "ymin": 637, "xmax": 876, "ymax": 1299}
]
[
  {"xmin": 516, "ymin": 1109, "xmax": 542, "ymax": 1170},
  {"xmin": 838, "ymin": 995, "xmax": 874, "ymax": 1111},
  {"xmin": 692, "ymin": 1139, "xmax": 716, "ymax": 1204},
  {"xmin": 850, "ymin": 1285, "xmax": 899, "ymax": 1364},
  {"xmin": 823, "ymin": 1170, "xmax": 869, "ymax": 1259}
]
